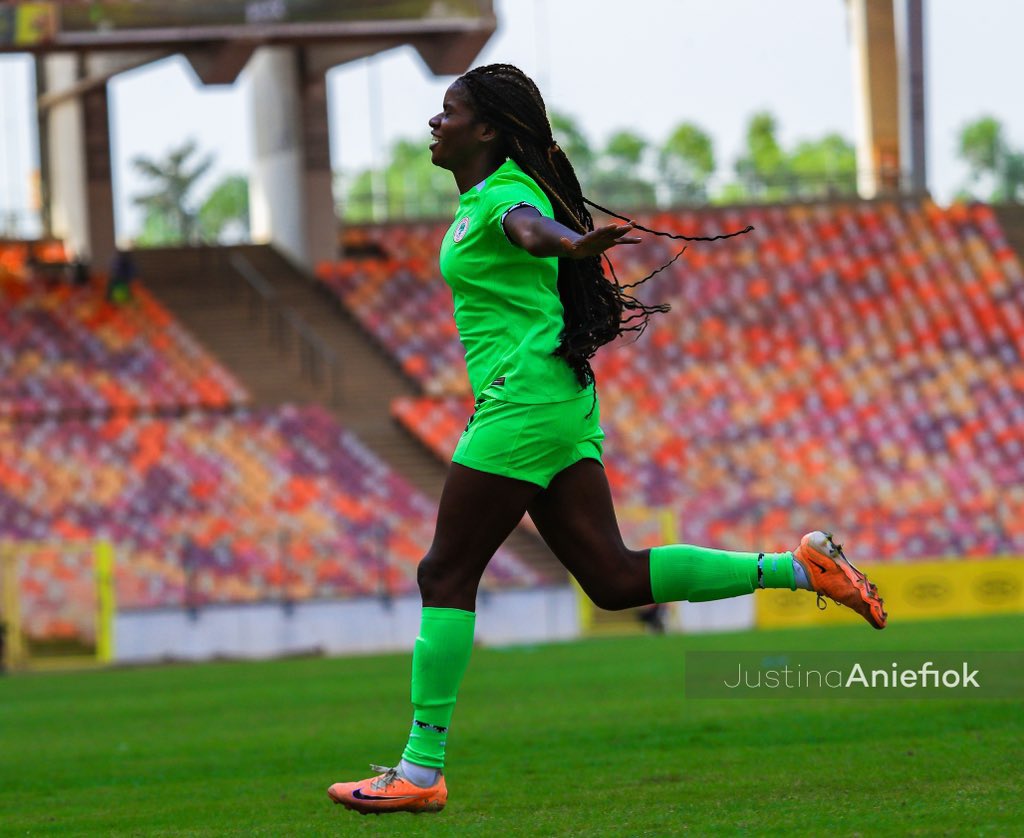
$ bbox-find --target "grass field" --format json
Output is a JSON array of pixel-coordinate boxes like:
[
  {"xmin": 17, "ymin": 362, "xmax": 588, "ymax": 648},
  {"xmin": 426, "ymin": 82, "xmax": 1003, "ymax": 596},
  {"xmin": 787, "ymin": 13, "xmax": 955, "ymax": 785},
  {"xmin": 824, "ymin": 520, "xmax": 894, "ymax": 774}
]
[{"xmin": 2, "ymin": 614, "xmax": 1022, "ymax": 836}]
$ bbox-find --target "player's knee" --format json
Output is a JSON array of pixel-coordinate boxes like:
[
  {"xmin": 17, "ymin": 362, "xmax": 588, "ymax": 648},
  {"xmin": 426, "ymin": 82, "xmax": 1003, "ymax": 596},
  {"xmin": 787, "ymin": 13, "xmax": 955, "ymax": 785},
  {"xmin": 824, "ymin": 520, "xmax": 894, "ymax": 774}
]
[
  {"xmin": 416, "ymin": 554, "xmax": 443, "ymax": 600},
  {"xmin": 579, "ymin": 557, "xmax": 649, "ymax": 611},
  {"xmin": 416, "ymin": 551, "xmax": 470, "ymax": 602}
]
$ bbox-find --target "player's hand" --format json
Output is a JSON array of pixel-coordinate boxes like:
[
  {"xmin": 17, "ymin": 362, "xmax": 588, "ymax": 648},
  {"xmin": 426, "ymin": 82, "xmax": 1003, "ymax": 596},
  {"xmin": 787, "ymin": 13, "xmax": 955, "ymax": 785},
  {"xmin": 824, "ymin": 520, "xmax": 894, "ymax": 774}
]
[{"xmin": 559, "ymin": 223, "xmax": 641, "ymax": 260}]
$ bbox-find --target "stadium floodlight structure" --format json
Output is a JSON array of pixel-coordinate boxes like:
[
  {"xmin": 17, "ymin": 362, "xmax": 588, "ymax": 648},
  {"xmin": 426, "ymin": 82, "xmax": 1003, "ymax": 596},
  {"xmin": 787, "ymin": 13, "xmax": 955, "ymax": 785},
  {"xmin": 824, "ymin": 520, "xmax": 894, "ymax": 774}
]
[
  {"xmin": 0, "ymin": 0, "xmax": 496, "ymax": 270},
  {"xmin": 846, "ymin": 0, "xmax": 927, "ymax": 198}
]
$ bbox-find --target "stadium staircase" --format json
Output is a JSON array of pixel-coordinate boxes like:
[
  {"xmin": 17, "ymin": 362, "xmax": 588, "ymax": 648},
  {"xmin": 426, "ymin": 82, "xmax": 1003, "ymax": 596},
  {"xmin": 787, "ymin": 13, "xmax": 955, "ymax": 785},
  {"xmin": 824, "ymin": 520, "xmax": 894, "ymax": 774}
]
[{"xmin": 132, "ymin": 245, "xmax": 563, "ymax": 580}]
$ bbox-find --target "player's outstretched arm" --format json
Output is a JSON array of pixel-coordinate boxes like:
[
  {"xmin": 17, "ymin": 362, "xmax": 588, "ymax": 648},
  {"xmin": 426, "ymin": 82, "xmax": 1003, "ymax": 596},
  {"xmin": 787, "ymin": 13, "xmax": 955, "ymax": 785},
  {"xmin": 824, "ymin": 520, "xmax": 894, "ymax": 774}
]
[{"xmin": 503, "ymin": 205, "xmax": 640, "ymax": 260}]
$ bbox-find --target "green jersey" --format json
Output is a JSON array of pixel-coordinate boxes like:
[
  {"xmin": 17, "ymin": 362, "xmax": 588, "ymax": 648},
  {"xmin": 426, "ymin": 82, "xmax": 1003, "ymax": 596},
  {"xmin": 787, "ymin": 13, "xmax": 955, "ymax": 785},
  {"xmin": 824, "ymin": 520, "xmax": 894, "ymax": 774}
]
[{"xmin": 439, "ymin": 158, "xmax": 585, "ymax": 404}]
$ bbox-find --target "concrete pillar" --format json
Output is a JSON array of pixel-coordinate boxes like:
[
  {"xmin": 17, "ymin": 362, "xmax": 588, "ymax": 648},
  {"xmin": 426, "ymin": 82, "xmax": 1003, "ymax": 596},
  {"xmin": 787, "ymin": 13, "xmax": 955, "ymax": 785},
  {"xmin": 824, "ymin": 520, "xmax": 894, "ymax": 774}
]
[
  {"xmin": 81, "ymin": 71, "xmax": 116, "ymax": 270},
  {"xmin": 848, "ymin": 0, "xmax": 901, "ymax": 198},
  {"xmin": 39, "ymin": 54, "xmax": 88, "ymax": 258},
  {"xmin": 896, "ymin": 0, "xmax": 927, "ymax": 195},
  {"xmin": 38, "ymin": 53, "xmax": 118, "ymax": 269},
  {"xmin": 298, "ymin": 51, "xmax": 338, "ymax": 269},
  {"xmin": 249, "ymin": 46, "xmax": 336, "ymax": 271}
]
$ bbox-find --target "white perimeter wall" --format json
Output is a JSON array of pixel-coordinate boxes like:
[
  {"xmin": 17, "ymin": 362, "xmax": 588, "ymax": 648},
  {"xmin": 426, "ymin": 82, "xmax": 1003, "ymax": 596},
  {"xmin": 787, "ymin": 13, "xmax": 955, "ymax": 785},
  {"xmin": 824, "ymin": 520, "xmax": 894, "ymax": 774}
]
[
  {"xmin": 115, "ymin": 586, "xmax": 579, "ymax": 663},
  {"xmin": 113, "ymin": 586, "xmax": 757, "ymax": 664}
]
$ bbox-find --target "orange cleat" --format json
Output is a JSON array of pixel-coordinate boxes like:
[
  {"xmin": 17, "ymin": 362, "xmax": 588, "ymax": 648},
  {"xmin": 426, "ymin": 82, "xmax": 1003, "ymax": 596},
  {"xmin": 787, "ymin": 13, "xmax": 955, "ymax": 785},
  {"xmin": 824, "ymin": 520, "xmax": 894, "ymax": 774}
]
[
  {"xmin": 793, "ymin": 531, "xmax": 887, "ymax": 629},
  {"xmin": 328, "ymin": 764, "xmax": 447, "ymax": 815}
]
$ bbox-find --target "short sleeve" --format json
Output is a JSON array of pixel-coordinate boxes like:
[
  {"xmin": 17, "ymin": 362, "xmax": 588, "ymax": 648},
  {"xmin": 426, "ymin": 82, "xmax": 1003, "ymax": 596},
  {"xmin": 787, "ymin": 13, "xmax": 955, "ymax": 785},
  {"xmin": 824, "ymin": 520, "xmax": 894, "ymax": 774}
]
[{"xmin": 485, "ymin": 178, "xmax": 552, "ymax": 233}]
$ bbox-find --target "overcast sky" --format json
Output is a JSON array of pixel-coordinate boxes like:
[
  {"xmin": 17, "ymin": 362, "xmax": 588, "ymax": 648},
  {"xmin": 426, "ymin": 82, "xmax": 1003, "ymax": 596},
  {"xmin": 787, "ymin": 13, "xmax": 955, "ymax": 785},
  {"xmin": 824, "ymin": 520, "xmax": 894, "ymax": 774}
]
[{"xmin": 0, "ymin": 0, "xmax": 1021, "ymax": 239}]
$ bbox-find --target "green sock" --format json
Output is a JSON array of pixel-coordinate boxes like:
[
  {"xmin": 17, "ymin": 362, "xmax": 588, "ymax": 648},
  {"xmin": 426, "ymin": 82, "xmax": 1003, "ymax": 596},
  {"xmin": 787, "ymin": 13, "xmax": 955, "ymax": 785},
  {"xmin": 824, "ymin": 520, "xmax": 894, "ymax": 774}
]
[
  {"xmin": 401, "ymin": 607, "xmax": 476, "ymax": 770},
  {"xmin": 758, "ymin": 551, "xmax": 797, "ymax": 590},
  {"xmin": 649, "ymin": 545, "xmax": 795, "ymax": 603}
]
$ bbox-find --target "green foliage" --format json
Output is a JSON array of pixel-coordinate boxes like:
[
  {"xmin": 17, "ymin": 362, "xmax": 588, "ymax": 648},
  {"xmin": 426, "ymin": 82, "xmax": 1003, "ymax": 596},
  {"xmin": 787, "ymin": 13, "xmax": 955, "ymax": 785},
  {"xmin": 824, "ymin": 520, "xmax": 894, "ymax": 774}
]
[
  {"xmin": 588, "ymin": 170, "xmax": 657, "ymax": 209},
  {"xmin": 592, "ymin": 129, "xmax": 656, "ymax": 208},
  {"xmin": 137, "ymin": 209, "xmax": 179, "ymax": 248},
  {"xmin": 723, "ymin": 114, "xmax": 859, "ymax": 203},
  {"xmin": 0, "ymin": 615, "xmax": 1020, "ymax": 834},
  {"xmin": 660, "ymin": 122, "xmax": 716, "ymax": 204},
  {"xmin": 787, "ymin": 133, "xmax": 858, "ymax": 197},
  {"xmin": 958, "ymin": 116, "xmax": 1024, "ymax": 202},
  {"xmin": 197, "ymin": 174, "xmax": 250, "ymax": 242},
  {"xmin": 960, "ymin": 116, "xmax": 1004, "ymax": 175},
  {"xmin": 550, "ymin": 110, "xmax": 596, "ymax": 184},
  {"xmin": 336, "ymin": 109, "xmax": 867, "ymax": 219},
  {"xmin": 1001, "ymin": 152, "xmax": 1024, "ymax": 203},
  {"xmin": 789, "ymin": 133, "xmax": 856, "ymax": 178},
  {"xmin": 339, "ymin": 137, "xmax": 454, "ymax": 222},
  {"xmin": 733, "ymin": 111, "xmax": 790, "ymax": 200},
  {"xmin": 604, "ymin": 130, "xmax": 647, "ymax": 168},
  {"xmin": 131, "ymin": 138, "xmax": 214, "ymax": 245}
]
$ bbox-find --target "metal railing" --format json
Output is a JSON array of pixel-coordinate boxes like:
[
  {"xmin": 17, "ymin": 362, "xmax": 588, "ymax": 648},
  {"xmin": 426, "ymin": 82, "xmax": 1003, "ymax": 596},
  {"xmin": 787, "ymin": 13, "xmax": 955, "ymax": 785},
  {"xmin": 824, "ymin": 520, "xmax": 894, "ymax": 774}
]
[{"xmin": 227, "ymin": 252, "xmax": 343, "ymax": 405}]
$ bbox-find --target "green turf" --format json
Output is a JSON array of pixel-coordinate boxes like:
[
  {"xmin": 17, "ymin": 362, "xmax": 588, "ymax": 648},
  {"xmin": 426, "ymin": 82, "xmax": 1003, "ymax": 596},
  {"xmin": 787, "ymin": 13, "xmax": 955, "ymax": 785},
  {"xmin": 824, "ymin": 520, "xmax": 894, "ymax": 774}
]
[{"xmin": 2, "ymin": 614, "xmax": 1022, "ymax": 836}]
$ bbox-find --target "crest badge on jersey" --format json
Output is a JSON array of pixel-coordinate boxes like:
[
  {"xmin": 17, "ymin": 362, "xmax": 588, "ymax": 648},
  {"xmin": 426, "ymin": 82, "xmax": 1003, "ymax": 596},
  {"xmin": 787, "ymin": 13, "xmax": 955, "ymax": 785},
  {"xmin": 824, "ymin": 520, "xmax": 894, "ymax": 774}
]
[{"xmin": 453, "ymin": 217, "xmax": 470, "ymax": 243}]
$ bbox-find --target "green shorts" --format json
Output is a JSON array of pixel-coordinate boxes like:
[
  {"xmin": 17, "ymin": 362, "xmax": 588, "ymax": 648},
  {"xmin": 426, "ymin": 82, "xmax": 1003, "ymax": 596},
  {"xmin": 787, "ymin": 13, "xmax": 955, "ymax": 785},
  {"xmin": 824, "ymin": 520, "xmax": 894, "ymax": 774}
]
[{"xmin": 452, "ymin": 394, "xmax": 605, "ymax": 488}]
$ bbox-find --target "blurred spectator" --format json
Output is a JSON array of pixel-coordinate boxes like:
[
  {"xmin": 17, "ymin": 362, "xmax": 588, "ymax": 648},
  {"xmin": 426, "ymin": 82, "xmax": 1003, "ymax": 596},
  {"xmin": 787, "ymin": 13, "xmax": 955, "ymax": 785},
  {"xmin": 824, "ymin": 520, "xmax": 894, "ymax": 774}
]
[
  {"xmin": 70, "ymin": 258, "xmax": 90, "ymax": 287},
  {"xmin": 636, "ymin": 603, "xmax": 667, "ymax": 634},
  {"xmin": 107, "ymin": 248, "xmax": 137, "ymax": 303}
]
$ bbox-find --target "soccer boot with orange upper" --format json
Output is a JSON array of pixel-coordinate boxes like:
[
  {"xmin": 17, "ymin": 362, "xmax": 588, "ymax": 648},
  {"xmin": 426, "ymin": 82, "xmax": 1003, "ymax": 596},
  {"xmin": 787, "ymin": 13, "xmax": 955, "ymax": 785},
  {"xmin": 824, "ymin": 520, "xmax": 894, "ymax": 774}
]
[
  {"xmin": 328, "ymin": 764, "xmax": 447, "ymax": 815},
  {"xmin": 792, "ymin": 531, "xmax": 888, "ymax": 629}
]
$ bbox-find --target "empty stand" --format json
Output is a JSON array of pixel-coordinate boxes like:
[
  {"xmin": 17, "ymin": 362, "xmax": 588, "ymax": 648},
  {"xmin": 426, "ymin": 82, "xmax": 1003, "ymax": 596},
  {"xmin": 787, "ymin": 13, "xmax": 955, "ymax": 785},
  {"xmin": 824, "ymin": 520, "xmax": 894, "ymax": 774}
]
[
  {"xmin": 325, "ymin": 202, "xmax": 1024, "ymax": 561},
  {"xmin": 0, "ymin": 259, "xmax": 248, "ymax": 420},
  {"xmin": 1, "ymin": 405, "xmax": 545, "ymax": 639},
  {"xmin": 0, "ymin": 245, "xmax": 552, "ymax": 642}
]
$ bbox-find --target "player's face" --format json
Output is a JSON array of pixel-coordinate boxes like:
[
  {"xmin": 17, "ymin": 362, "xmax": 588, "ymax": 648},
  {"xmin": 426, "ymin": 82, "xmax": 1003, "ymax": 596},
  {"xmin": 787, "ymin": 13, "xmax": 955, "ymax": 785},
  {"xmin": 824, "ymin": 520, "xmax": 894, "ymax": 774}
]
[{"xmin": 428, "ymin": 82, "xmax": 490, "ymax": 171}]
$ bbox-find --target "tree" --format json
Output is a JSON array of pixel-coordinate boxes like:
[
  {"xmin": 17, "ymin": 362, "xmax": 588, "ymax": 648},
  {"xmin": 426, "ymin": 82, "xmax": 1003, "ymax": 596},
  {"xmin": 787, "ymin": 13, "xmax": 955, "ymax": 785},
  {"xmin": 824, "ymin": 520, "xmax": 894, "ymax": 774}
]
[
  {"xmin": 132, "ymin": 139, "xmax": 214, "ymax": 245},
  {"xmin": 197, "ymin": 174, "xmax": 249, "ymax": 242},
  {"xmin": 605, "ymin": 130, "xmax": 647, "ymax": 168},
  {"xmin": 958, "ymin": 116, "xmax": 1024, "ymax": 202},
  {"xmin": 717, "ymin": 112, "xmax": 858, "ymax": 203},
  {"xmin": 549, "ymin": 111, "xmax": 596, "ymax": 186},
  {"xmin": 960, "ymin": 117, "xmax": 1003, "ymax": 177},
  {"xmin": 659, "ymin": 122, "xmax": 716, "ymax": 204},
  {"xmin": 788, "ymin": 133, "xmax": 857, "ymax": 197},
  {"xmin": 339, "ymin": 169, "xmax": 377, "ymax": 223},
  {"xmin": 588, "ymin": 129, "xmax": 656, "ymax": 208},
  {"xmin": 1003, "ymin": 152, "xmax": 1024, "ymax": 204},
  {"xmin": 733, "ymin": 111, "xmax": 789, "ymax": 198},
  {"xmin": 338, "ymin": 136, "xmax": 454, "ymax": 222},
  {"xmin": 383, "ymin": 138, "xmax": 454, "ymax": 218}
]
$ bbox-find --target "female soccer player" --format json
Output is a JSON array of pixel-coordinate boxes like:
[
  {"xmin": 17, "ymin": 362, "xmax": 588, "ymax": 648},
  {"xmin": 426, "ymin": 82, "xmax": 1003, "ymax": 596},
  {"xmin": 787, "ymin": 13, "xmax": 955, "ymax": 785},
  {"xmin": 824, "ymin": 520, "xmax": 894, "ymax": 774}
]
[{"xmin": 328, "ymin": 64, "xmax": 886, "ymax": 815}]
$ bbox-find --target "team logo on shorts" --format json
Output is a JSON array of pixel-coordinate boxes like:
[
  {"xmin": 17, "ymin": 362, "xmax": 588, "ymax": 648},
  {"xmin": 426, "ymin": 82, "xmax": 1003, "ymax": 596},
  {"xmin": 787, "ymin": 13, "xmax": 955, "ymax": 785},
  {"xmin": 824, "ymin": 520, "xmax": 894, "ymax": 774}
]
[{"xmin": 453, "ymin": 217, "xmax": 470, "ymax": 242}]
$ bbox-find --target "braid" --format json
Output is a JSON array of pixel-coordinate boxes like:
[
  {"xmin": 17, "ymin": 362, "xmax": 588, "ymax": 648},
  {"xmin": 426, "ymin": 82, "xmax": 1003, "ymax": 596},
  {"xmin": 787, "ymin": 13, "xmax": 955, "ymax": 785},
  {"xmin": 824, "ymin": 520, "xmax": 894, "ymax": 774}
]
[{"xmin": 457, "ymin": 63, "xmax": 751, "ymax": 392}]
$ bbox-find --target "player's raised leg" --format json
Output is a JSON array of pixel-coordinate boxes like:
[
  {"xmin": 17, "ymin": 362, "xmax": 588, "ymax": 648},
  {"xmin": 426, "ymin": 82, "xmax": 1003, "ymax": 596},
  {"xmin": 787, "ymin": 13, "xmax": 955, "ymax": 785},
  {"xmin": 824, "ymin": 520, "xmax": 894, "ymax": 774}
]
[{"xmin": 527, "ymin": 458, "xmax": 886, "ymax": 628}]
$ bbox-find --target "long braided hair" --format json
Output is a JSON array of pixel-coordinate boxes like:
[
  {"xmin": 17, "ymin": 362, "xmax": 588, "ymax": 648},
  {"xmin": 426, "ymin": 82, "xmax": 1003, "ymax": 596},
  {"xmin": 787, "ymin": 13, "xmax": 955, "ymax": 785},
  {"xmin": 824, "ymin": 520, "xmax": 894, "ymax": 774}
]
[{"xmin": 457, "ymin": 63, "xmax": 751, "ymax": 392}]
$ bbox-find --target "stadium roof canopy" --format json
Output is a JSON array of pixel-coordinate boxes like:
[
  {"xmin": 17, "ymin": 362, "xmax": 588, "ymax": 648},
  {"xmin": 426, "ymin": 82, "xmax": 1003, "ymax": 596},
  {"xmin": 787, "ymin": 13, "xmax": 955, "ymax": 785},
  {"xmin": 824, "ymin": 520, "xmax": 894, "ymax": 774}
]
[
  {"xmin": 0, "ymin": 0, "xmax": 496, "ymax": 81},
  {"xmin": 16, "ymin": 0, "xmax": 497, "ymax": 268}
]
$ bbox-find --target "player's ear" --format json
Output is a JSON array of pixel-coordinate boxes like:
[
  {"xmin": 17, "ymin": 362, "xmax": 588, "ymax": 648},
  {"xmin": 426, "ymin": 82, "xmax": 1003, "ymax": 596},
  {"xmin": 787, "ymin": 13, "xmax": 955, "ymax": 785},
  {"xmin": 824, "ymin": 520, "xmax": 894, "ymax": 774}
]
[{"xmin": 477, "ymin": 120, "xmax": 500, "ymax": 147}]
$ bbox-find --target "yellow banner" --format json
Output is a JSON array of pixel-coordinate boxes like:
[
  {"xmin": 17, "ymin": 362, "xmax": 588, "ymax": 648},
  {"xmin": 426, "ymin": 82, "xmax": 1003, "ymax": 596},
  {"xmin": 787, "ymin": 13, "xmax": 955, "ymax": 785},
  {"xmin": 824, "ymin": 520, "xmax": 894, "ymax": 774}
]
[
  {"xmin": 756, "ymin": 557, "xmax": 1024, "ymax": 628},
  {"xmin": 13, "ymin": 3, "xmax": 57, "ymax": 45}
]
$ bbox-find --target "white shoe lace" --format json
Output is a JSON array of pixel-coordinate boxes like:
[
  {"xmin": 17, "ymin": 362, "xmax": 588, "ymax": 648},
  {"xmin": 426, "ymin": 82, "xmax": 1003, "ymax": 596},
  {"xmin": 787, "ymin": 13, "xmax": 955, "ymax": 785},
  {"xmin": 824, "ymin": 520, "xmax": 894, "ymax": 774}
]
[{"xmin": 368, "ymin": 764, "xmax": 399, "ymax": 791}]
